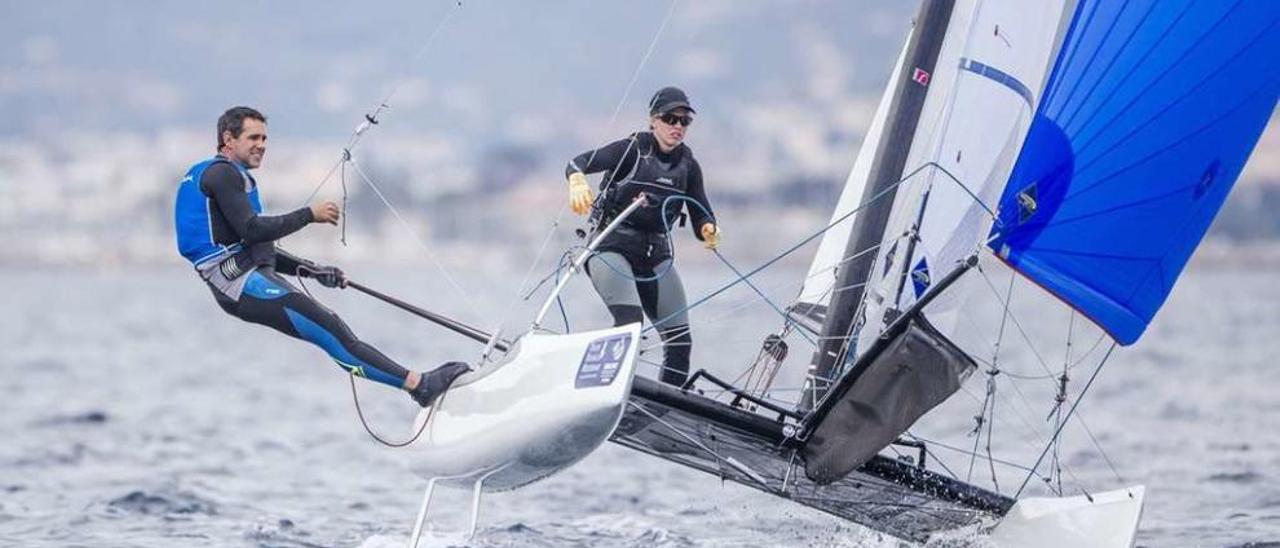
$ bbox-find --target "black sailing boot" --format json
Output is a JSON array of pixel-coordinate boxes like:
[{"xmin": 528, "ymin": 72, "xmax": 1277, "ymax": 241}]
[
  {"xmin": 658, "ymin": 326, "xmax": 692, "ymax": 387},
  {"xmin": 409, "ymin": 361, "xmax": 472, "ymax": 408}
]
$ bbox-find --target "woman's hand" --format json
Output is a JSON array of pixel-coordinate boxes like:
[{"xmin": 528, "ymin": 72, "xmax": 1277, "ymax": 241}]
[
  {"xmin": 700, "ymin": 223, "xmax": 721, "ymax": 250},
  {"xmin": 568, "ymin": 172, "xmax": 594, "ymax": 215}
]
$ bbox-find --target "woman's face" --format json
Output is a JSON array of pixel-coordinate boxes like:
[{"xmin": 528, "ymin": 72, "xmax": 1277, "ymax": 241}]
[{"xmin": 650, "ymin": 107, "xmax": 693, "ymax": 152}]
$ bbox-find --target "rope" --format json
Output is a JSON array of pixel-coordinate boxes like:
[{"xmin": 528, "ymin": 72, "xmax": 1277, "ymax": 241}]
[
  {"xmin": 345, "ymin": 158, "xmax": 480, "ymax": 314},
  {"xmin": 581, "ymin": 0, "xmax": 682, "ymax": 219},
  {"xmin": 490, "ymin": 0, "xmax": 680, "ymax": 340},
  {"xmin": 1016, "ymin": 342, "xmax": 1118, "ymax": 497},
  {"xmin": 585, "ymin": 193, "xmax": 817, "ymax": 347},
  {"xmin": 348, "ymin": 372, "xmax": 441, "ymax": 448},
  {"xmin": 292, "ymin": 266, "xmax": 448, "ymax": 448},
  {"xmin": 284, "ymin": 1, "xmax": 492, "ymax": 341},
  {"xmin": 969, "ymin": 261, "xmax": 1117, "ymax": 497},
  {"xmin": 637, "ymin": 165, "xmax": 918, "ymax": 337},
  {"xmin": 1050, "ymin": 311, "xmax": 1076, "ymax": 493},
  {"xmin": 303, "ymin": 0, "xmax": 465, "ymax": 204}
]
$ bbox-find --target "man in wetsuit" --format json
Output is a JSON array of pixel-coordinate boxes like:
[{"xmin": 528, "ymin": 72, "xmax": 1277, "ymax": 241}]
[
  {"xmin": 564, "ymin": 86, "xmax": 721, "ymax": 386},
  {"xmin": 174, "ymin": 106, "xmax": 468, "ymax": 407}
]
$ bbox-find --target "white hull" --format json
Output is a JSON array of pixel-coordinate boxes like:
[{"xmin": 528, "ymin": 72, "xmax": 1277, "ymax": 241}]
[
  {"xmin": 404, "ymin": 323, "xmax": 642, "ymax": 491},
  {"xmin": 990, "ymin": 485, "xmax": 1146, "ymax": 548}
]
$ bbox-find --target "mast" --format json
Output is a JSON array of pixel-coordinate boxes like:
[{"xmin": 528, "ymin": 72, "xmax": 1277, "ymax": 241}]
[{"xmin": 805, "ymin": 0, "xmax": 956, "ymax": 409}]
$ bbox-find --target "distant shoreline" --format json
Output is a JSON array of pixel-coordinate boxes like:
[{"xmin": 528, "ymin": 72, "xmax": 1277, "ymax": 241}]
[{"xmin": 5, "ymin": 237, "xmax": 1279, "ymax": 271}]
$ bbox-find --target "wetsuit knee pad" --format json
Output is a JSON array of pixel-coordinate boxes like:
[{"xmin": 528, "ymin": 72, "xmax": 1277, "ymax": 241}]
[{"xmin": 607, "ymin": 305, "xmax": 644, "ymax": 327}]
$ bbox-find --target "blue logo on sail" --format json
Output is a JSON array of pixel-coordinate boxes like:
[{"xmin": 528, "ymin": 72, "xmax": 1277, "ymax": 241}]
[
  {"xmin": 911, "ymin": 257, "xmax": 931, "ymax": 298},
  {"xmin": 1193, "ymin": 160, "xmax": 1221, "ymax": 200},
  {"xmin": 1016, "ymin": 183, "xmax": 1038, "ymax": 223}
]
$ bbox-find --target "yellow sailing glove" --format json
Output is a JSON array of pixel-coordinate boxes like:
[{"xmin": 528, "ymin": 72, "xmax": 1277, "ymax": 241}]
[
  {"xmin": 568, "ymin": 172, "xmax": 594, "ymax": 215},
  {"xmin": 700, "ymin": 222, "xmax": 721, "ymax": 250}
]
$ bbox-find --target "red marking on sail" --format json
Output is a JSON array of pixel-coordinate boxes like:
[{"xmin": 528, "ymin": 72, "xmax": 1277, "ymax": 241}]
[{"xmin": 912, "ymin": 68, "xmax": 931, "ymax": 86}]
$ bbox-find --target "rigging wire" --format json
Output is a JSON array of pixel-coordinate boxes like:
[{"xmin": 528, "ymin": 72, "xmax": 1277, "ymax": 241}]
[
  {"xmin": 1050, "ymin": 311, "xmax": 1077, "ymax": 493},
  {"xmin": 695, "ymin": 243, "xmax": 887, "ymax": 355},
  {"xmin": 972, "ymin": 262, "xmax": 1125, "ymax": 491},
  {"xmin": 905, "ymin": 432, "xmax": 1050, "ymax": 479},
  {"xmin": 1066, "ymin": 407, "xmax": 1129, "ymax": 487},
  {"xmin": 974, "ymin": 265, "xmax": 1058, "ymax": 380},
  {"xmin": 348, "ymin": 372, "xmax": 441, "ymax": 448},
  {"xmin": 283, "ymin": 1, "xmax": 479, "ymax": 446},
  {"xmin": 635, "ymin": 162, "xmax": 931, "ymax": 338},
  {"xmin": 968, "ymin": 266, "xmax": 1014, "ymax": 485},
  {"xmin": 964, "ymin": 262, "xmax": 1102, "ymax": 495},
  {"xmin": 302, "ymin": 0, "xmax": 465, "ymax": 204},
  {"xmin": 346, "ymin": 158, "xmax": 480, "ymax": 313},
  {"xmin": 628, "ymin": 248, "xmax": 884, "ymax": 360},
  {"xmin": 954, "ymin": 338, "xmax": 1099, "ymax": 498},
  {"xmin": 497, "ymin": 0, "xmax": 680, "ymax": 314},
  {"xmin": 292, "ymin": 270, "xmax": 447, "ymax": 448},
  {"xmin": 1016, "ymin": 342, "xmax": 1119, "ymax": 497},
  {"xmin": 290, "ymin": 1, "xmax": 486, "ymax": 323},
  {"xmin": 599, "ymin": 193, "xmax": 818, "ymax": 345}
]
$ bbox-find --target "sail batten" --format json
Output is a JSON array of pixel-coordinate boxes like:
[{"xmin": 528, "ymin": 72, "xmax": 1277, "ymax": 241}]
[{"xmin": 989, "ymin": 0, "xmax": 1280, "ymax": 345}]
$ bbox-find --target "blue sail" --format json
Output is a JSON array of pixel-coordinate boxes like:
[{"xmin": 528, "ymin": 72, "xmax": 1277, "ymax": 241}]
[{"xmin": 988, "ymin": 0, "xmax": 1279, "ymax": 345}]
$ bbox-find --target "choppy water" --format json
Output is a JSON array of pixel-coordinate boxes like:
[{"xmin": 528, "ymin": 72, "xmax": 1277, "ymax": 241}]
[{"xmin": 3, "ymin": 262, "xmax": 1278, "ymax": 547}]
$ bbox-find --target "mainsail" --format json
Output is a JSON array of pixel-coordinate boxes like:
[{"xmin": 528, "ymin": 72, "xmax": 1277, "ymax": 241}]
[{"xmin": 847, "ymin": 0, "xmax": 1074, "ymax": 352}]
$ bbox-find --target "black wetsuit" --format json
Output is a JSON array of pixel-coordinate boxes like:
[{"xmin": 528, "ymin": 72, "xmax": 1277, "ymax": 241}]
[
  {"xmin": 566, "ymin": 132, "xmax": 716, "ymax": 385},
  {"xmin": 565, "ymin": 132, "xmax": 715, "ymax": 255},
  {"xmin": 197, "ymin": 160, "xmax": 412, "ymax": 388}
]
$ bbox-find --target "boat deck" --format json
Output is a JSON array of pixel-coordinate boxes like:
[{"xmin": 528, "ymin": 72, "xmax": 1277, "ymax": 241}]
[{"xmin": 609, "ymin": 377, "xmax": 1015, "ymax": 543}]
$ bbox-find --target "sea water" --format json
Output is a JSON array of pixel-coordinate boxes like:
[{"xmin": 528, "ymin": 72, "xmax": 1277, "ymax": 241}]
[{"xmin": 2, "ymin": 262, "xmax": 1277, "ymax": 547}]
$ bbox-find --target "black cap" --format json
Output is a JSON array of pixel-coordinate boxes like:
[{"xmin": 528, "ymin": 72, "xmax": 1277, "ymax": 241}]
[{"xmin": 648, "ymin": 86, "xmax": 696, "ymax": 116}]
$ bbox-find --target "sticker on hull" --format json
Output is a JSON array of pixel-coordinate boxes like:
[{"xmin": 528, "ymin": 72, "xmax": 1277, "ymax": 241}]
[{"xmin": 576, "ymin": 333, "xmax": 631, "ymax": 388}]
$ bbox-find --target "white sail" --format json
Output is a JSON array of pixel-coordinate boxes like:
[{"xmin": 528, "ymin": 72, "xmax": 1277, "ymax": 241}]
[
  {"xmin": 791, "ymin": 37, "xmax": 911, "ymax": 334},
  {"xmin": 850, "ymin": 0, "xmax": 1073, "ymax": 356}
]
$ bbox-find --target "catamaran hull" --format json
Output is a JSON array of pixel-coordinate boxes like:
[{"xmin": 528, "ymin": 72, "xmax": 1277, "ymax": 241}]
[
  {"xmin": 405, "ymin": 324, "xmax": 642, "ymax": 491},
  {"xmin": 990, "ymin": 485, "xmax": 1145, "ymax": 548}
]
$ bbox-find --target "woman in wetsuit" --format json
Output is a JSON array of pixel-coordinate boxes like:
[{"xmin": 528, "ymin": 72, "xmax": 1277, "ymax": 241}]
[{"xmin": 563, "ymin": 86, "xmax": 721, "ymax": 386}]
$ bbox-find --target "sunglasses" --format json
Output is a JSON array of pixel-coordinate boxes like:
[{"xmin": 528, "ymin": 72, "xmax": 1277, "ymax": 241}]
[{"xmin": 658, "ymin": 113, "xmax": 694, "ymax": 127}]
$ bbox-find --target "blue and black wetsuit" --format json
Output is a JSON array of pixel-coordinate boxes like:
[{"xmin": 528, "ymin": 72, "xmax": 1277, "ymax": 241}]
[
  {"xmin": 566, "ymin": 132, "xmax": 715, "ymax": 386},
  {"xmin": 174, "ymin": 155, "xmax": 412, "ymax": 388}
]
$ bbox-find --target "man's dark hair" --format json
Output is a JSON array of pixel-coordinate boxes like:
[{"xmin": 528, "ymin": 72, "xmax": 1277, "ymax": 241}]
[{"xmin": 216, "ymin": 106, "xmax": 267, "ymax": 152}]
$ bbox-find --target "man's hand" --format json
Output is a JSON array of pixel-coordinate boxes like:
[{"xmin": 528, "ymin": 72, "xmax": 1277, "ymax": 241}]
[
  {"xmin": 311, "ymin": 265, "xmax": 346, "ymax": 289},
  {"xmin": 568, "ymin": 172, "xmax": 594, "ymax": 215},
  {"xmin": 700, "ymin": 223, "xmax": 721, "ymax": 250},
  {"xmin": 310, "ymin": 201, "xmax": 341, "ymax": 225},
  {"xmin": 298, "ymin": 263, "xmax": 346, "ymax": 288}
]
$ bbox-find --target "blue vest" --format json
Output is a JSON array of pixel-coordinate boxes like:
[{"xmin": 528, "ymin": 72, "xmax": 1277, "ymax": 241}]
[{"xmin": 174, "ymin": 156, "xmax": 263, "ymax": 266}]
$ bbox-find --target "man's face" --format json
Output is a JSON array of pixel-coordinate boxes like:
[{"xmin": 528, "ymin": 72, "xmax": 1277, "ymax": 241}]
[{"xmin": 222, "ymin": 118, "xmax": 268, "ymax": 169}]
